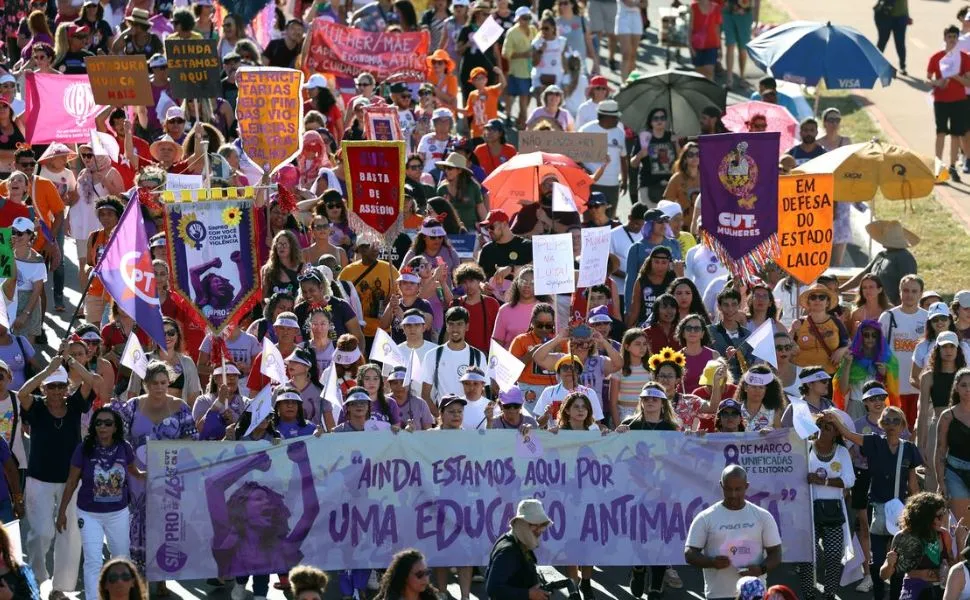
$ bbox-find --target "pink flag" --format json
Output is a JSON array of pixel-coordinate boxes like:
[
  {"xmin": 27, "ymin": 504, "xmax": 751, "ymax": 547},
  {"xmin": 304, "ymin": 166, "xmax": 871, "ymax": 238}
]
[{"xmin": 23, "ymin": 72, "xmax": 104, "ymax": 144}]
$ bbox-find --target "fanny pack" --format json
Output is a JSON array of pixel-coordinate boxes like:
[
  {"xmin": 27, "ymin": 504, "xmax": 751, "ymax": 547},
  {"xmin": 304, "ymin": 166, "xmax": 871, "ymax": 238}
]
[{"xmin": 813, "ymin": 498, "xmax": 845, "ymax": 527}]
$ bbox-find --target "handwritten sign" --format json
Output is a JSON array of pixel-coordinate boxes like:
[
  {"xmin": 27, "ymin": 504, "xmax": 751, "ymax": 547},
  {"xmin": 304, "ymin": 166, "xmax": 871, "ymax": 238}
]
[
  {"xmin": 0, "ymin": 229, "xmax": 11, "ymax": 279},
  {"xmin": 85, "ymin": 55, "xmax": 153, "ymax": 106},
  {"xmin": 518, "ymin": 131, "xmax": 607, "ymax": 163},
  {"xmin": 303, "ymin": 19, "xmax": 430, "ymax": 81},
  {"xmin": 166, "ymin": 39, "xmax": 221, "ymax": 99},
  {"xmin": 577, "ymin": 226, "xmax": 611, "ymax": 288},
  {"xmin": 165, "ymin": 174, "xmax": 205, "ymax": 200},
  {"xmin": 342, "ymin": 141, "xmax": 405, "ymax": 234},
  {"xmin": 472, "ymin": 15, "xmax": 504, "ymax": 52},
  {"xmin": 775, "ymin": 174, "xmax": 834, "ymax": 285},
  {"xmin": 236, "ymin": 67, "xmax": 304, "ymax": 175},
  {"xmin": 532, "ymin": 233, "xmax": 575, "ymax": 295}
]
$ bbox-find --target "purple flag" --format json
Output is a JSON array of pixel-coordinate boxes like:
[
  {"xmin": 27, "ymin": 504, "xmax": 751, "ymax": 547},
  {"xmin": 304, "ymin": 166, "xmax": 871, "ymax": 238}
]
[
  {"xmin": 93, "ymin": 198, "xmax": 167, "ymax": 349},
  {"xmin": 699, "ymin": 132, "xmax": 780, "ymax": 279}
]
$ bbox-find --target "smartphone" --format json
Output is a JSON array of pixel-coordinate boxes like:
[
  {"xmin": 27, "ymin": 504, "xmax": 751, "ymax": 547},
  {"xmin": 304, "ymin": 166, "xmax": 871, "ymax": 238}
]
[{"xmin": 570, "ymin": 324, "xmax": 592, "ymax": 339}]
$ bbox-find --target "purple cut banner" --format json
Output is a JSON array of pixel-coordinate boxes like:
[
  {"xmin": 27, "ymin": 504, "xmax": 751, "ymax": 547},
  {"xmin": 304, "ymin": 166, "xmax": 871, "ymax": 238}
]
[
  {"xmin": 146, "ymin": 429, "xmax": 813, "ymax": 580},
  {"xmin": 699, "ymin": 132, "xmax": 780, "ymax": 276}
]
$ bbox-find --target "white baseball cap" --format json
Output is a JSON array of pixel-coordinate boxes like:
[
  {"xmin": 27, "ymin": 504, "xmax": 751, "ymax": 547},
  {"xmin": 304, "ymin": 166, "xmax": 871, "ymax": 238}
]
[
  {"xmin": 304, "ymin": 73, "xmax": 328, "ymax": 90},
  {"xmin": 955, "ymin": 290, "xmax": 970, "ymax": 309},
  {"xmin": 11, "ymin": 216, "xmax": 33, "ymax": 233},
  {"xmin": 926, "ymin": 301, "xmax": 951, "ymax": 320},
  {"xmin": 44, "ymin": 367, "xmax": 69, "ymax": 385},
  {"xmin": 938, "ymin": 331, "xmax": 960, "ymax": 347},
  {"xmin": 656, "ymin": 200, "xmax": 683, "ymax": 220},
  {"xmin": 514, "ymin": 6, "xmax": 533, "ymax": 20}
]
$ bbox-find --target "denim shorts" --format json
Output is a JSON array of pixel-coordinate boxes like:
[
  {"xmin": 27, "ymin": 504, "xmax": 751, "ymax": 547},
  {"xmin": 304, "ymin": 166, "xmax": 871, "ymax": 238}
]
[
  {"xmin": 944, "ymin": 454, "xmax": 970, "ymax": 499},
  {"xmin": 693, "ymin": 48, "xmax": 718, "ymax": 67},
  {"xmin": 507, "ymin": 76, "xmax": 531, "ymax": 97}
]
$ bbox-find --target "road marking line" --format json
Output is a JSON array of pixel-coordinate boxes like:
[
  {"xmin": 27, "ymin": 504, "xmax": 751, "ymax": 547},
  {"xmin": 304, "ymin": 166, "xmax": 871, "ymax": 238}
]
[{"xmin": 911, "ymin": 37, "xmax": 927, "ymax": 49}]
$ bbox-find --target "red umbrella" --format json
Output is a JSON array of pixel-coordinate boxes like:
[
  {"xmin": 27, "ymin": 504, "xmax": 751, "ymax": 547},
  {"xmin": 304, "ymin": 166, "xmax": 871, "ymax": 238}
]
[{"xmin": 483, "ymin": 152, "xmax": 593, "ymax": 216}]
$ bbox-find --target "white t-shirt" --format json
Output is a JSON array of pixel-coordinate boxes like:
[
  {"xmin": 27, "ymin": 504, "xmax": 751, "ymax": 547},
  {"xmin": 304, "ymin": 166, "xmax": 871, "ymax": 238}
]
[
  {"xmin": 575, "ymin": 99, "xmax": 600, "ymax": 130},
  {"xmin": 383, "ymin": 340, "xmax": 437, "ymax": 397},
  {"xmin": 579, "ymin": 121, "xmax": 626, "ymax": 186},
  {"xmin": 879, "ymin": 307, "xmax": 927, "ymax": 395},
  {"xmin": 773, "ymin": 280, "xmax": 809, "ymax": 328},
  {"xmin": 912, "ymin": 338, "xmax": 970, "ymax": 371},
  {"xmin": 808, "ymin": 444, "xmax": 855, "ymax": 500},
  {"xmin": 418, "ymin": 342, "xmax": 488, "ymax": 405},
  {"xmin": 416, "ymin": 134, "xmax": 454, "ymax": 173},
  {"xmin": 531, "ymin": 35, "xmax": 568, "ymax": 78},
  {"xmin": 534, "ymin": 382, "xmax": 604, "ymax": 422},
  {"xmin": 687, "ymin": 245, "xmax": 728, "ymax": 308},
  {"xmin": 462, "ymin": 397, "xmax": 489, "ymax": 430},
  {"xmin": 685, "ymin": 502, "xmax": 782, "ymax": 599},
  {"xmin": 610, "ymin": 224, "xmax": 641, "ymax": 299},
  {"xmin": 562, "ymin": 73, "xmax": 588, "ymax": 116},
  {"xmin": 14, "ymin": 259, "xmax": 46, "ymax": 293},
  {"xmin": 703, "ymin": 274, "xmax": 730, "ymax": 319}
]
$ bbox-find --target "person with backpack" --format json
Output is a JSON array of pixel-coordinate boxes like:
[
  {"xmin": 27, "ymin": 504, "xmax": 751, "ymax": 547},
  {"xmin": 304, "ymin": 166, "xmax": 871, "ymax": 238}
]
[{"xmin": 419, "ymin": 306, "xmax": 487, "ymax": 419}]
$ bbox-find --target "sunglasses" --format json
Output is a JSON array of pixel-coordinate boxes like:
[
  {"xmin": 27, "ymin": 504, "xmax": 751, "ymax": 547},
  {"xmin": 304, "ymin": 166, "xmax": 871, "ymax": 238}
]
[
  {"xmin": 412, "ymin": 569, "xmax": 431, "ymax": 579},
  {"xmin": 418, "ymin": 90, "xmax": 433, "ymax": 96},
  {"xmin": 721, "ymin": 410, "xmax": 741, "ymax": 417},
  {"xmin": 17, "ymin": 161, "xmax": 35, "ymax": 168},
  {"xmin": 164, "ymin": 329, "xmax": 178, "ymax": 337},
  {"xmin": 683, "ymin": 325, "xmax": 704, "ymax": 333},
  {"xmin": 883, "ymin": 417, "xmax": 903, "ymax": 425},
  {"xmin": 685, "ymin": 151, "xmax": 699, "ymax": 158},
  {"xmin": 427, "ymin": 235, "xmax": 443, "ymax": 240},
  {"xmin": 776, "ymin": 344, "xmax": 793, "ymax": 351},
  {"xmin": 12, "ymin": 230, "xmax": 30, "ymax": 237},
  {"xmin": 326, "ymin": 203, "xmax": 342, "ymax": 209},
  {"xmin": 313, "ymin": 223, "xmax": 331, "ymax": 230},
  {"xmin": 168, "ymin": 118, "xmax": 186, "ymax": 124},
  {"xmin": 808, "ymin": 294, "xmax": 829, "ymax": 302},
  {"xmin": 534, "ymin": 322, "xmax": 555, "ymax": 329},
  {"xmin": 46, "ymin": 382, "xmax": 68, "ymax": 389},
  {"xmin": 80, "ymin": 153, "xmax": 94, "ymax": 160},
  {"xmin": 94, "ymin": 419, "xmax": 115, "ymax": 427},
  {"xmin": 106, "ymin": 572, "xmax": 133, "ymax": 584},
  {"xmin": 502, "ymin": 404, "xmax": 523, "ymax": 410},
  {"xmin": 356, "ymin": 82, "xmax": 374, "ymax": 87}
]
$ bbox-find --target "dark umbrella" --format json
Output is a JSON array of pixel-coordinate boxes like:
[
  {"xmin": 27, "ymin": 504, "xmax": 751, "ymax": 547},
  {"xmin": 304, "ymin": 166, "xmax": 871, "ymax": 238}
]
[{"xmin": 615, "ymin": 69, "xmax": 727, "ymax": 137}]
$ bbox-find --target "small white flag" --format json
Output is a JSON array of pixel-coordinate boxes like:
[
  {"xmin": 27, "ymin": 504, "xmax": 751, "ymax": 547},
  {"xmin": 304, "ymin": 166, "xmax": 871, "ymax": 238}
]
[
  {"xmin": 370, "ymin": 328, "xmax": 403, "ymax": 367},
  {"xmin": 472, "ymin": 15, "xmax": 504, "ymax": 52},
  {"xmin": 551, "ymin": 182, "xmax": 578, "ymax": 213},
  {"xmin": 242, "ymin": 385, "xmax": 274, "ymax": 439},
  {"xmin": 260, "ymin": 337, "xmax": 287, "ymax": 384},
  {"xmin": 488, "ymin": 339, "xmax": 526, "ymax": 392},
  {"xmin": 403, "ymin": 347, "xmax": 423, "ymax": 388},
  {"xmin": 120, "ymin": 331, "xmax": 148, "ymax": 379},
  {"xmin": 745, "ymin": 319, "xmax": 777, "ymax": 368},
  {"xmin": 90, "ymin": 130, "xmax": 120, "ymax": 162},
  {"xmin": 322, "ymin": 365, "xmax": 343, "ymax": 406},
  {"xmin": 791, "ymin": 399, "xmax": 820, "ymax": 439}
]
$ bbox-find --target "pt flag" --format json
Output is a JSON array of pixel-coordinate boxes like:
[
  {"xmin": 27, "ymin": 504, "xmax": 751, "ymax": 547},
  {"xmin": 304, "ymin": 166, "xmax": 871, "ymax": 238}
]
[{"xmin": 93, "ymin": 196, "xmax": 166, "ymax": 349}]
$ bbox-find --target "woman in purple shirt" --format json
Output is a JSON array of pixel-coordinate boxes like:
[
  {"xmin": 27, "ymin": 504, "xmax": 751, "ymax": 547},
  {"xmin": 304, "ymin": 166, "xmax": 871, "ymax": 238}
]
[
  {"xmin": 273, "ymin": 385, "xmax": 321, "ymax": 439},
  {"xmin": 56, "ymin": 407, "xmax": 143, "ymax": 600},
  {"xmin": 339, "ymin": 363, "xmax": 401, "ymax": 427}
]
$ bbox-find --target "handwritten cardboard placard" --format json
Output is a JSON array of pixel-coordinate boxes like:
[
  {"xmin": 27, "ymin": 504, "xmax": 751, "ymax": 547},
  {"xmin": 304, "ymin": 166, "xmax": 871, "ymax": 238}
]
[
  {"xmin": 236, "ymin": 67, "xmax": 304, "ymax": 175},
  {"xmin": 533, "ymin": 233, "xmax": 575, "ymax": 295},
  {"xmin": 577, "ymin": 226, "xmax": 611, "ymax": 288},
  {"xmin": 85, "ymin": 55, "xmax": 153, "ymax": 106},
  {"xmin": 166, "ymin": 38, "xmax": 221, "ymax": 99},
  {"xmin": 518, "ymin": 131, "xmax": 607, "ymax": 163},
  {"xmin": 0, "ymin": 228, "xmax": 11, "ymax": 279},
  {"xmin": 775, "ymin": 174, "xmax": 834, "ymax": 285}
]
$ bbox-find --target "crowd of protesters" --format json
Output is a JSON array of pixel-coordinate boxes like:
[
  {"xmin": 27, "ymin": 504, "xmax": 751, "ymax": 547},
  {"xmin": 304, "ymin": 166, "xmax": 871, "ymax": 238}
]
[{"xmin": 0, "ymin": 0, "xmax": 960, "ymax": 600}]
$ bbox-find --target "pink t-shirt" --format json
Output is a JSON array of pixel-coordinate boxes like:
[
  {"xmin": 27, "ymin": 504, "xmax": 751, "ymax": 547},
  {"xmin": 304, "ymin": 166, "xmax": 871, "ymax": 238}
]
[{"xmin": 492, "ymin": 301, "xmax": 537, "ymax": 347}]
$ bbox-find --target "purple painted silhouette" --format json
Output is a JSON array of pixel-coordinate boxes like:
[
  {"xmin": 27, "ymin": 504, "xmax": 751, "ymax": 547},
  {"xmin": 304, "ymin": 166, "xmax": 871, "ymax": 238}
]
[
  {"xmin": 190, "ymin": 251, "xmax": 247, "ymax": 310},
  {"xmin": 204, "ymin": 441, "xmax": 319, "ymax": 578}
]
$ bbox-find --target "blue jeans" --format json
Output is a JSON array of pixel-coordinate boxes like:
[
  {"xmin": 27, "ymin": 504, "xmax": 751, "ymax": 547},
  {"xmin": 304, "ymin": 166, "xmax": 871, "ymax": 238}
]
[
  {"xmin": 0, "ymin": 498, "xmax": 13, "ymax": 523},
  {"xmin": 874, "ymin": 13, "xmax": 907, "ymax": 70}
]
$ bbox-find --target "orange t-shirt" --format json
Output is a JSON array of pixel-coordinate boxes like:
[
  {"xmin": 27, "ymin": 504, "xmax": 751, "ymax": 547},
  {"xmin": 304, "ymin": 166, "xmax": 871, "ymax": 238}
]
[
  {"xmin": 474, "ymin": 143, "xmax": 517, "ymax": 176},
  {"xmin": 0, "ymin": 177, "xmax": 65, "ymax": 251},
  {"xmin": 465, "ymin": 84, "xmax": 503, "ymax": 138},
  {"xmin": 428, "ymin": 72, "xmax": 459, "ymax": 115},
  {"xmin": 509, "ymin": 331, "xmax": 561, "ymax": 387}
]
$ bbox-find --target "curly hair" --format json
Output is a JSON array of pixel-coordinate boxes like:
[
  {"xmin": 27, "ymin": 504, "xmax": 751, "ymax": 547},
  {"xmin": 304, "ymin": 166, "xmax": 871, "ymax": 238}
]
[
  {"xmin": 557, "ymin": 392, "xmax": 594, "ymax": 430},
  {"xmin": 334, "ymin": 334, "xmax": 363, "ymax": 381},
  {"xmin": 82, "ymin": 407, "xmax": 126, "ymax": 457},
  {"xmin": 667, "ymin": 278, "xmax": 710, "ymax": 324},
  {"xmin": 264, "ymin": 230, "xmax": 305, "ymax": 285},
  {"xmin": 735, "ymin": 365, "xmax": 785, "ymax": 412},
  {"xmin": 647, "ymin": 293, "xmax": 679, "ymax": 327},
  {"xmin": 226, "ymin": 481, "xmax": 291, "ymax": 536},
  {"xmin": 98, "ymin": 558, "xmax": 147, "ymax": 600},
  {"xmin": 899, "ymin": 492, "xmax": 947, "ymax": 541},
  {"xmin": 288, "ymin": 564, "xmax": 329, "ymax": 599},
  {"xmin": 376, "ymin": 548, "xmax": 438, "ymax": 600}
]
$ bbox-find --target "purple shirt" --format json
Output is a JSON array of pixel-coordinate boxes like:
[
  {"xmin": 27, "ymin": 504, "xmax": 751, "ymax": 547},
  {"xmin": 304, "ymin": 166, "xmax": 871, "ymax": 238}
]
[
  {"xmin": 279, "ymin": 421, "xmax": 316, "ymax": 438},
  {"xmin": 0, "ymin": 438, "xmax": 10, "ymax": 502},
  {"xmin": 339, "ymin": 397, "xmax": 401, "ymax": 426},
  {"xmin": 70, "ymin": 441, "xmax": 135, "ymax": 513}
]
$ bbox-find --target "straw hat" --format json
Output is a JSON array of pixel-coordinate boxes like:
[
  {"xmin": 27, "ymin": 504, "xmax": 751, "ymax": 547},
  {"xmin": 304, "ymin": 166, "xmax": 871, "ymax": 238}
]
[
  {"xmin": 37, "ymin": 143, "xmax": 76, "ymax": 164},
  {"xmin": 149, "ymin": 135, "xmax": 185, "ymax": 162},
  {"xmin": 866, "ymin": 219, "xmax": 919, "ymax": 249},
  {"xmin": 798, "ymin": 282, "xmax": 839, "ymax": 311},
  {"xmin": 426, "ymin": 49, "xmax": 455, "ymax": 73},
  {"xmin": 127, "ymin": 8, "xmax": 151, "ymax": 27},
  {"xmin": 434, "ymin": 152, "xmax": 471, "ymax": 173}
]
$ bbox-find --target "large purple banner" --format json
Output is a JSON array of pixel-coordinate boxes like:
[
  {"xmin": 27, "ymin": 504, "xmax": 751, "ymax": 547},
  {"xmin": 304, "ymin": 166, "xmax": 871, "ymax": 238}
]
[
  {"xmin": 699, "ymin": 132, "xmax": 780, "ymax": 279},
  {"xmin": 146, "ymin": 429, "xmax": 812, "ymax": 580}
]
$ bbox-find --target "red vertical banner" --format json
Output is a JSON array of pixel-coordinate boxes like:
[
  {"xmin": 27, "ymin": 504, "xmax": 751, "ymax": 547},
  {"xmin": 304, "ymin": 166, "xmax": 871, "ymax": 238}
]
[{"xmin": 341, "ymin": 141, "xmax": 405, "ymax": 233}]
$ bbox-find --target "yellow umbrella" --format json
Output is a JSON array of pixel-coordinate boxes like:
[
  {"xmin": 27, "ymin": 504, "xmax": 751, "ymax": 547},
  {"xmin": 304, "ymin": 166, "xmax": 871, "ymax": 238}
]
[{"xmin": 792, "ymin": 139, "xmax": 937, "ymax": 201}]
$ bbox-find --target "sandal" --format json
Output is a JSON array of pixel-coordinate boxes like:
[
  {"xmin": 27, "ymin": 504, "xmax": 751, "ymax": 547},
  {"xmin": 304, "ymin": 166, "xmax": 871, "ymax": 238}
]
[{"xmin": 274, "ymin": 575, "xmax": 290, "ymax": 590}]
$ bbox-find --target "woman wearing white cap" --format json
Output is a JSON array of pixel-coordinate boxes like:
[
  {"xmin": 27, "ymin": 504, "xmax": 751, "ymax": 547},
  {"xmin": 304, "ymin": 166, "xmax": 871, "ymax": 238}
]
[
  {"xmin": 917, "ymin": 332, "xmax": 966, "ymax": 492},
  {"xmin": 780, "ymin": 367, "xmax": 835, "ymax": 428},
  {"xmin": 19, "ymin": 357, "xmax": 92, "ymax": 599},
  {"xmin": 192, "ymin": 362, "xmax": 248, "ymax": 440},
  {"xmin": 912, "ymin": 303, "xmax": 970, "ymax": 388},
  {"xmin": 10, "ymin": 215, "xmax": 45, "ymax": 341},
  {"xmin": 525, "ymin": 84, "xmax": 574, "ymax": 131},
  {"xmin": 111, "ymin": 360, "xmax": 198, "ymax": 589}
]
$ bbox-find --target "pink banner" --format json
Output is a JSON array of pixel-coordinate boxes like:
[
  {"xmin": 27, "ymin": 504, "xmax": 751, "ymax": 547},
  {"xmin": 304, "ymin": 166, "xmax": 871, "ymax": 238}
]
[{"xmin": 23, "ymin": 72, "xmax": 105, "ymax": 144}]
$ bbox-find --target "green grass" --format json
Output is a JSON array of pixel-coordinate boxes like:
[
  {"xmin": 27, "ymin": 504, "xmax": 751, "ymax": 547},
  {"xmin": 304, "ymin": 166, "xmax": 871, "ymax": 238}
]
[{"xmin": 759, "ymin": 0, "xmax": 970, "ymax": 296}]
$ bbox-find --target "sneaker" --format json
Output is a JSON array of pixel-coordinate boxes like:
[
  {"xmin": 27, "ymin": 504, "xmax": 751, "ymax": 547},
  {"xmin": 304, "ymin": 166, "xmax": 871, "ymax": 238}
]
[
  {"xmin": 580, "ymin": 578, "xmax": 595, "ymax": 600},
  {"xmin": 609, "ymin": 59, "xmax": 619, "ymax": 71},
  {"xmin": 663, "ymin": 567, "xmax": 682, "ymax": 589},
  {"xmin": 472, "ymin": 566, "xmax": 485, "ymax": 583},
  {"xmin": 231, "ymin": 583, "xmax": 248, "ymax": 600},
  {"xmin": 964, "ymin": 159, "xmax": 970, "ymax": 174},
  {"xmin": 951, "ymin": 166, "xmax": 963, "ymax": 184},
  {"xmin": 630, "ymin": 567, "xmax": 647, "ymax": 599},
  {"xmin": 855, "ymin": 575, "xmax": 873, "ymax": 593},
  {"xmin": 367, "ymin": 569, "xmax": 380, "ymax": 590}
]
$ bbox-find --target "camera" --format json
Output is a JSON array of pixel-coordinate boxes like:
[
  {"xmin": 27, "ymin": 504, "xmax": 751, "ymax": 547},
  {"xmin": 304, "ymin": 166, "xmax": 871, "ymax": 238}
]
[{"xmin": 541, "ymin": 578, "xmax": 581, "ymax": 600}]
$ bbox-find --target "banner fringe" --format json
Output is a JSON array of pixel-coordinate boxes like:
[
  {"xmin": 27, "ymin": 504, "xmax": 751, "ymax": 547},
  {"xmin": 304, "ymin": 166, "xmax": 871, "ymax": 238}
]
[{"xmin": 700, "ymin": 231, "xmax": 779, "ymax": 283}]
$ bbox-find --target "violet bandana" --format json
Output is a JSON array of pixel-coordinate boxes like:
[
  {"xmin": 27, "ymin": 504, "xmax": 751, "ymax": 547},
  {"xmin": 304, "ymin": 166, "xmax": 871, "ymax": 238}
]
[
  {"xmin": 145, "ymin": 429, "xmax": 813, "ymax": 580},
  {"xmin": 699, "ymin": 132, "xmax": 780, "ymax": 279}
]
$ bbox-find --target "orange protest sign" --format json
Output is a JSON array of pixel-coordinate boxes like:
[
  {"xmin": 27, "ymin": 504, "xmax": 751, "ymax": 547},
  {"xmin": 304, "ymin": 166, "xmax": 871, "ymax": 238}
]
[
  {"xmin": 235, "ymin": 67, "xmax": 304, "ymax": 175},
  {"xmin": 775, "ymin": 174, "xmax": 835, "ymax": 285},
  {"xmin": 85, "ymin": 55, "xmax": 153, "ymax": 106}
]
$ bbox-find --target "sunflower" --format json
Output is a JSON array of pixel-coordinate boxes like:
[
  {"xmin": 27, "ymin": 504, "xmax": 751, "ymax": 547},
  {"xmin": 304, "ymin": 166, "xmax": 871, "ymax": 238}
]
[
  {"xmin": 648, "ymin": 353, "xmax": 663, "ymax": 371},
  {"xmin": 671, "ymin": 350, "xmax": 686, "ymax": 368},
  {"xmin": 222, "ymin": 205, "xmax": 242, "ymax": 227},
  {"xmin": 661, "ymin": 347, "xmax": 674, "ymax": 361}
]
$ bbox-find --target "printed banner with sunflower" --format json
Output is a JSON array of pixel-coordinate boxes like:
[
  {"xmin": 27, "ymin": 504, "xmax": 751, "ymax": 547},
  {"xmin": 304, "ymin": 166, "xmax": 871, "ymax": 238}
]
[{"xmin": 163, "ymin": 193, "xmax": 260, "ymax": 334}]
